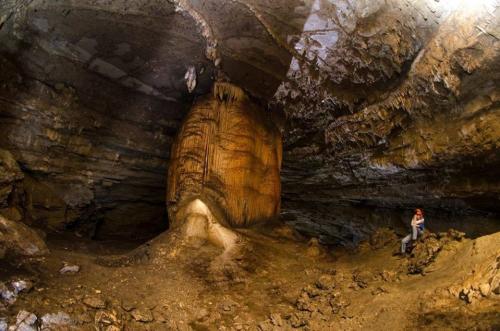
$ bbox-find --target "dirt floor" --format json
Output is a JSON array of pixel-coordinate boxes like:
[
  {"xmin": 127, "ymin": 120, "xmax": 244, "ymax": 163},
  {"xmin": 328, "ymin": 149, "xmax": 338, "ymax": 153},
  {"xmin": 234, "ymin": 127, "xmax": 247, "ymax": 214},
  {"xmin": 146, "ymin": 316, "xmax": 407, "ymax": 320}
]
[{"xmin": 1, "ymin": 224, "xmax": 499, "ymax": 330}]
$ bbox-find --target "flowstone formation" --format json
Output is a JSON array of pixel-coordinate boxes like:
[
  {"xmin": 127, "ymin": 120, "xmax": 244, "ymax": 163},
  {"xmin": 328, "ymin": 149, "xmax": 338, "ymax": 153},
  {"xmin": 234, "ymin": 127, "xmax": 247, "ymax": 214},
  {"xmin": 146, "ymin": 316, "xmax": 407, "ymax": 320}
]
[{"xmin": 167, "ymin": 82, "xmax": 282, "ymax": 251}]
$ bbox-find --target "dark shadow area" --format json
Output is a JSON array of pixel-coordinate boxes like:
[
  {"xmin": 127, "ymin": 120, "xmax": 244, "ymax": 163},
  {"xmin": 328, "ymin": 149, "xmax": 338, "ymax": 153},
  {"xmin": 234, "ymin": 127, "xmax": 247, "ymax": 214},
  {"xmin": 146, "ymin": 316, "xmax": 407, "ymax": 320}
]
[
  {"xmin": 282, "ymin": 198, "xmax": 500, "ymax": 247},
  {"xmin": 416, "ymin": 308, "xmax": 500, "ymax": 330}
]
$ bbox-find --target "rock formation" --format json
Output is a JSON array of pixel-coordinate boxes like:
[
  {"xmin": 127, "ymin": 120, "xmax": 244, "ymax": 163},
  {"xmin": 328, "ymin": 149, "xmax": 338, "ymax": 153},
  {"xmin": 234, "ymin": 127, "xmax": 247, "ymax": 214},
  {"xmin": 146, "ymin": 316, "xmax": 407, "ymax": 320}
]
[
  {"xmin": 0, "ymin": 1, "xmax": 499, "ymax": 329},
  {"xmin": 0, "ymin": 148, "xmax": 48, "ymax": 261},
  {"xmin": 0, "ymin": 215, "xmax": 48, "ymax": 260},
  {"xmin": 0, "ymin": 0, "xmax": 498, "ymax": 245},
  {"xmin": 167, "ymin": 82, "xmax": 281, "ymax": 249},
  {"xmin": 274, "ymin": 0, "xmax": 500, "ymax": 243},
  {"xmin": 167, "ymin": 82, "xmax": 281, "ymax": 227},
  {"xmin": 0, "ymin": 149, "xmax": 23, "ymax": 220}
]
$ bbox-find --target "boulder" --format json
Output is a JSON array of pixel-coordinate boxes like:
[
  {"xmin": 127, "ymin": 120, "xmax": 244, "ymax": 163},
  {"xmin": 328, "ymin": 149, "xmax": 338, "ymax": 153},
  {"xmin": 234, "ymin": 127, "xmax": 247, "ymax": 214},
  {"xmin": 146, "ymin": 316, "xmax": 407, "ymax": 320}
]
[
  {"xmin": 0, "ymin": 215, "xmax": 49, "ymax": 259},
  {"xmin": 407, "ymin": 230, "xmax": 467, "ymax": 274},
  {"xmin": 479, "ymin": 283, "xmax": 491, "ymax": 297},
  {"xmin": 40, "ymin": 312, "xmax": 72, "ymax": 330},
  {"xmin": 8, "ymin": 310, "xmax": 38, "ymax": 331},
  {"xmin": 82, "ymin": 296, "xmax": 106, "ymax": 309}
]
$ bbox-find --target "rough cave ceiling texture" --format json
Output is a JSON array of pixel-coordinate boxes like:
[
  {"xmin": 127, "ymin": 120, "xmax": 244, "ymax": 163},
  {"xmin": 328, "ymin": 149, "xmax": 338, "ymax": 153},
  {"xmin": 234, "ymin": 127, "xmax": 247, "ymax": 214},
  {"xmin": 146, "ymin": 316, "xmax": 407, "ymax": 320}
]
[{"xmin": 0, "ymin": 0, "xmax": 499, "ymax": 244}]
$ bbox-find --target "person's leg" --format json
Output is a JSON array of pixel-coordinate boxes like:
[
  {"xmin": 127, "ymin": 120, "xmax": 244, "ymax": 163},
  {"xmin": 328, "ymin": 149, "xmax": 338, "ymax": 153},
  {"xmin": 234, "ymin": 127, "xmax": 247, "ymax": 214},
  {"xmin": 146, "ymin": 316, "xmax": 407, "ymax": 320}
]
[
  {"xmin": 401, "ymin": 234, "xmax": 411, "ymax": 253},
  {"xmin": 411, "ymin": 225, "xmax": 418, "ymax": 240}
]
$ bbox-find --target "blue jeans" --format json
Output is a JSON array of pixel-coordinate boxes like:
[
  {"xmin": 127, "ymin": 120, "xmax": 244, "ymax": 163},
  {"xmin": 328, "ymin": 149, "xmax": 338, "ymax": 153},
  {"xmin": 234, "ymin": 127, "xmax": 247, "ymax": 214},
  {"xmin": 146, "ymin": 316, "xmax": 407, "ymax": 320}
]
[{"xmin": 401, "ymin": 225, "xmax": 423, "ymax": 253}]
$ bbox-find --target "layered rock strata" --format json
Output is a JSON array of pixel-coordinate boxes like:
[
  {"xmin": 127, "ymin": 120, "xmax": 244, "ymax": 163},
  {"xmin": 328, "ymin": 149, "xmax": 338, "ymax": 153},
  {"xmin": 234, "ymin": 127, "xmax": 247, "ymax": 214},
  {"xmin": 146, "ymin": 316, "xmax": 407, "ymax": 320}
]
[{"xmin": 0, "ymin": 0, "xmax": 498, "ymax": 244}]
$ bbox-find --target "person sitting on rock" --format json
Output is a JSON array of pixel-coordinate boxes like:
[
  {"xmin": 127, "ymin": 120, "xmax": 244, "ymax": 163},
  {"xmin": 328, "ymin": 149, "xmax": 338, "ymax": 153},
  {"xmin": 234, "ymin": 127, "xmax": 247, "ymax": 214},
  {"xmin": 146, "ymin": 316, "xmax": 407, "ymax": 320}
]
[{"xmin": 401, "ymin": 208, "xmax": 425, "ymax": 254}]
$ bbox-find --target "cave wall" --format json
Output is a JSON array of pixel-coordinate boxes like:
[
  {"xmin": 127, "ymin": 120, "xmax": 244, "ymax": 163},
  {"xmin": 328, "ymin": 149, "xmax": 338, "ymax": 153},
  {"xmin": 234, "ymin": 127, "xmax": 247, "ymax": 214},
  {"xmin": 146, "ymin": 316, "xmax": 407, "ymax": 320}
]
[
  {"xmin": 0, "ymin": 0, "xmax": 499, "ymax": 244},
  {"xmin": 0, "ymin": 55, "xmax": 181, "ymax": 237},
  {"xmin": 0, "ymin": 0, "xmax": 301, "ymax": 237},
  {"xmin": 275, "ymin": 0, "xmax": 500, "ymax": 244},
  {"xmin": 0, "ymin": 0, "xmax": 210, "ymax": 236}
]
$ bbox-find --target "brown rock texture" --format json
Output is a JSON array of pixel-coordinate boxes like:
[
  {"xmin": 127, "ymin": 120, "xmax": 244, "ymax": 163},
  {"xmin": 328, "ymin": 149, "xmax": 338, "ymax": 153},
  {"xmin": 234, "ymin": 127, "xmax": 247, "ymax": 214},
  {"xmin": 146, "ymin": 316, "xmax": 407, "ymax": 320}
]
[
  {"xmin": 167, "ymin": 83, "xmax": 282, "ymax": 227},
  {"xmin": 0, "ymin": 149, "xmax": 23, "ymax": 211},
  {"xmin": 0, "ymin": 215, "xmax": 49, "ymax": 259},
  {"xmin": 0, "ymin": 149, "xmax": 26, "ymax": 225},
  {"xmin": 0, "ymin": 0, "xmax": 498, "ymax": 244},
  {"xmin": 273, "ymin": 0, "xmax": 500, "ymax": 243},
  {"xmin": 0, "ymin": 0, "xmax": 206, "ymax": 238}
]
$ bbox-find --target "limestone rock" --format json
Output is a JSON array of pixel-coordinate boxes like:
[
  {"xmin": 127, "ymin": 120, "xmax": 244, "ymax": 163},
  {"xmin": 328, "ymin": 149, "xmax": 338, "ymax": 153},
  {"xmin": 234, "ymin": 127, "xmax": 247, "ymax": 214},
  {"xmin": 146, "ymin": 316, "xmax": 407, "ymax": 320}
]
[
  {"xmin": 0, "ymin": 149, "xmax": 24, "ymax": 224},
  {"xmin": 130, "ymin": 308, "xmax": 154, "ymax": 323},
  {"xmin": 94, "ymin": 310, "xmax": 122, "ymax": 330},
  {"xmin": 316, "ymin": 275, "xmax": 336, "ymax": 291},
  {"xmin": 0, "ymin": 0, "xmax": 498, "ymax": 246},
  {"xmin": 269, "ymin": 313, "xmax": 283, "ymax": 327},
  {"xmin": 479, "ymin": 283, "xmax": 491, "ymax": 297},
  {"xmin": 0, "ymin": 280, "xmax": 32, "ymax": 307},
  {"xmin": 9, "ymin": 310, "xmax": 38, "ymax": 331},
  {"xmin": 59, "ymin": 264, "xmax": 80, "ymax": 274},
  {"xmin": 0, "ymin": 215, "xmax": 49, "ymax": 259},
  {"xmin": 40, "ymin": 312, "xmax": 72, "ymax": 330},
  {"xmin": 83, "ymin": 296, "xmax": 106, "ymax": 309},
  {"xmin": 0, "ymin": 282, "xmax": 16, "ymax": 305},
  {"xmin": 11, "ymin": 280, "xmax": 33, "ymax": 295},
  {"xmin": 0, "ymin": 149, "xmax": 23, "ymax": 207},
  {"xmin": 167, "ymin": 82, "xmax": 282, "ymax": 228},
  {"xmin": 184, "ymin": 66, "xmax": 197, "ymax": 93},
  {"xmin": 352, "ymin": 270, "xmax": 373, "ymax": 289}
]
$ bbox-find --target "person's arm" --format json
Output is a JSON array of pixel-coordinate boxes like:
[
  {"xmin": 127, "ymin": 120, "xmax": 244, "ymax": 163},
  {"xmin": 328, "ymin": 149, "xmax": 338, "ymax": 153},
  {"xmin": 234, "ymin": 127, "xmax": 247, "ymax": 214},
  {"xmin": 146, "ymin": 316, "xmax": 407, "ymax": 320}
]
[
  {"xmin": 415, "ymin": 218, "xmax": 424, "ymax": 225},
  {"xmin": 411, "ymin": 215, "xmax": 417, "ymax": 226}
]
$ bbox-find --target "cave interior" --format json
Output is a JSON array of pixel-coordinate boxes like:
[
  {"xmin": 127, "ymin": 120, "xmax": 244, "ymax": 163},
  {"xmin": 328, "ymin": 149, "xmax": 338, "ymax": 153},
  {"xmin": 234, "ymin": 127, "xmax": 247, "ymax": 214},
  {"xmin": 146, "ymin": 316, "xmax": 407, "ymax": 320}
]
[{"xmin": 0, "ymin": 0, "xmax": 499, "ymax": 330}]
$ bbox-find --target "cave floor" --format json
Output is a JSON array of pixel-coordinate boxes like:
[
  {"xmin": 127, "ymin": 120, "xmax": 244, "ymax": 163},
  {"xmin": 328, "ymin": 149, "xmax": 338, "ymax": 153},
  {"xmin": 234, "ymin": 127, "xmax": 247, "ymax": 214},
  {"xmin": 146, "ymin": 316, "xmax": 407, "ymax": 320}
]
[{"xmin": 1, "ymin": 226, "xmax": 499, "ymax": 330}]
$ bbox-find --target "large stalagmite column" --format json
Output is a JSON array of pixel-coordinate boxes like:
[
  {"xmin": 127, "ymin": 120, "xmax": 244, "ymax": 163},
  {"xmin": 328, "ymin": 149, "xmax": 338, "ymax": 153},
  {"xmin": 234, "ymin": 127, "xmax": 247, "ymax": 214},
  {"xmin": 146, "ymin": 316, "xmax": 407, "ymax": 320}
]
[{"xmin": 167, "ymin": 82, "xmax": 282, "ymax": 249}]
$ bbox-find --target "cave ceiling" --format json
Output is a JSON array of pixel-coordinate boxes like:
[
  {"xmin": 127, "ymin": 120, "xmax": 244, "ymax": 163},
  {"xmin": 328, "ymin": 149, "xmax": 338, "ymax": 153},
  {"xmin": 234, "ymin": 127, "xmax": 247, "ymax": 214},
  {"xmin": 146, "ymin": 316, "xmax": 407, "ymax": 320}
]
[{"xmin": 0, "ymin": 0, "xmax": 499, "ymax": 244}]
